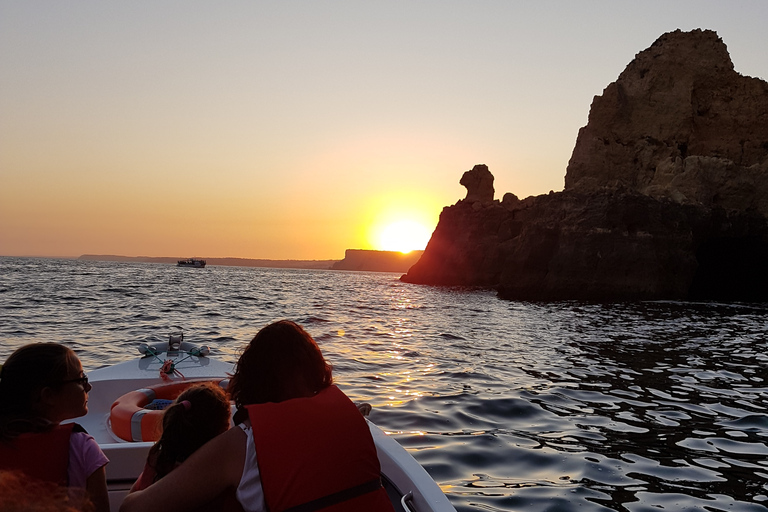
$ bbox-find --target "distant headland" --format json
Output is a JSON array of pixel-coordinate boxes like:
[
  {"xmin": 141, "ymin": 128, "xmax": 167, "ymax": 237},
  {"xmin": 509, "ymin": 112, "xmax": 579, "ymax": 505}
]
[
  {"xmin": 78, "ymin": 250, "xmax": 422, "ymax": 273},
  {"xmin": 402, "ymin": 29, "xmax": 768, "ymax": 301},
  {"xmin": 331, "ymin": 249, "xmax": 423, "ymax": 272}
]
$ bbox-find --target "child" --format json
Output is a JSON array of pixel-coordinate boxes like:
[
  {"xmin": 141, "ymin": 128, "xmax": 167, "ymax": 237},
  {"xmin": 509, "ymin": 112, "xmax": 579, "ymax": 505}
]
[
  {"xmin": 0, "ymin": 343, "xmax": 109, "ymax": 512},
  {"xmin": 131, "ymin": 381, "xmax": 232, "ymax": 491}
]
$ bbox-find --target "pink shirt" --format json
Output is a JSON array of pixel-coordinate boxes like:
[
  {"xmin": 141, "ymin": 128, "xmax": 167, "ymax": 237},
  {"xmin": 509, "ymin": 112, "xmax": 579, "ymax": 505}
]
[{"xmin": 68, "ymin": 431, "xmax": 109, "ymax": 488}]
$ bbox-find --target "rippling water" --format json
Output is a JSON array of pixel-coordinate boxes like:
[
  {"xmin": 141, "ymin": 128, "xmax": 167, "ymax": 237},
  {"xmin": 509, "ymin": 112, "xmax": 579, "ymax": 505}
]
[{"xmin": 2, "ymin": 257, "xmax": 768, "ymax": 511}]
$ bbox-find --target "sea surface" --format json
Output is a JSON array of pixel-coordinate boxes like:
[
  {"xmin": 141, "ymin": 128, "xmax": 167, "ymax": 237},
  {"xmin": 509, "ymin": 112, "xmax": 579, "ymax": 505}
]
[{"xmin": 2, "ymin": 256, "xmax": 768, "ymax": 512}]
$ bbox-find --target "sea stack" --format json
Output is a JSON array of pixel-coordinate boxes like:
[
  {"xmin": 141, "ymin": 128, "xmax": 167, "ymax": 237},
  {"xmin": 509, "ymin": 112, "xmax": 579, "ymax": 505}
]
[
  {"xmin": 401, "ymin": 29, "xmax": 768, "ymax": 301},
  {"xmin": 566, "ymin": 29, "xmax": 768, "ymax": 215}
]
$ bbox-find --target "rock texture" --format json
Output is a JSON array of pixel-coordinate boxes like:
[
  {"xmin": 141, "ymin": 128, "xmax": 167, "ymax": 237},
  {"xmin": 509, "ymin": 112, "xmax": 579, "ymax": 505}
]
[
  {"xmin": 401, "ymin": 30, "xmax": 768, "ymax": 301},
  {"xmin": 566, "ymin": 29, "xmax": 768, "ymax": 215}
]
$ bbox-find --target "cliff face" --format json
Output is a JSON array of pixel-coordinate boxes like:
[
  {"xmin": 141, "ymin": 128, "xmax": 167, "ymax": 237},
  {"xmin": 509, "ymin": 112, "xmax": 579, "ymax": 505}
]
[
  {"xmin": 494, "ymin": 190, "xmax": 768, "ymax": 301},
  {"xmin": 401, "ymin": 30, "xmax": 768, "ymax": 301},
  {"xmin": 566, "ymin": 29, "xmax": 768, "ymax": 214},
  {"xmin": 400, "ymin": 200, "xmax": 510, "ymax": 286}
]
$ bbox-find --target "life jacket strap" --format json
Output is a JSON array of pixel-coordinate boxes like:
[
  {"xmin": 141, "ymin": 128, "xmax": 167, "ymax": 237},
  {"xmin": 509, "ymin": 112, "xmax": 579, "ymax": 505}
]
[{"xmin": 282, "ymin": 477, "xmax": 383, "ymax": 512}]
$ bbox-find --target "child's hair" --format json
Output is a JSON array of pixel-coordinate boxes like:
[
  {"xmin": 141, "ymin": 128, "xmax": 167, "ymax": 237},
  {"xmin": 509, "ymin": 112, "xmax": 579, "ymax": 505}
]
[
  {"xmin": 0, "ymin": 470, "xmax": 93, "ymax": 512},
  {"xmin": 149, "ymin": 382, "xmax": 231, "ymax": 482},
  {"xmin": 0, "ymin": 343, "xmax": 80, "ymax": 441}
]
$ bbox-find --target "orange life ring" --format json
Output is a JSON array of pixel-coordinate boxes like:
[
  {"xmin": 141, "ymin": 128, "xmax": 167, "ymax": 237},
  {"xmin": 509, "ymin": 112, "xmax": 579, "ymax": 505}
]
[{"xmin": 109, "ymin": 379, "xmax": 229, "ymax": 442}]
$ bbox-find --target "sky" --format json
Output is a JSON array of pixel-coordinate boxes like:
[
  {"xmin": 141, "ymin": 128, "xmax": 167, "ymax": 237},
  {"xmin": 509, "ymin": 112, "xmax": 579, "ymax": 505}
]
[{"xmin": 2, "ymin": 1, "xmax": 767, "ymax": 260}]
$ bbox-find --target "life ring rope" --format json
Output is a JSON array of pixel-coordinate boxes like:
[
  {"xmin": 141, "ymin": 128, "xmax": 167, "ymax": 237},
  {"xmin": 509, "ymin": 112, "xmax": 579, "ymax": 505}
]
[{"xmin": 139, "ymin": 341, "xmax": 210, "ymax": 381}]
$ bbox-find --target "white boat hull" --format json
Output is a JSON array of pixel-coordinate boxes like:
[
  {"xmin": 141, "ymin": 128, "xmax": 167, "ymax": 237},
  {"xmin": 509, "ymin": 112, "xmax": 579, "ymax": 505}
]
[{"xmin": 74, "ymin": 346, "xmax": 455, "ymax": 512}]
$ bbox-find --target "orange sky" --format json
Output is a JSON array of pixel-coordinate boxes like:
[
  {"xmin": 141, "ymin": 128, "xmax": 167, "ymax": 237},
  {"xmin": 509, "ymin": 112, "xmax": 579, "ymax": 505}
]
[{"xmin": 2, "ymin": 2, "xmax": 767, "ymax": 259}]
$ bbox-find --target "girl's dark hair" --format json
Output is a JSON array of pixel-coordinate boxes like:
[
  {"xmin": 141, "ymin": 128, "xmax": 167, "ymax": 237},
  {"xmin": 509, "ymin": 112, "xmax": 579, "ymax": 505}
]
[
  {"xmin": 229, "ymin": 320, "xmax": 333, "ymax": 423},
  {"xmin": 149, "ymin": 382, "xmax": 231, "ymax": 482},
  {"xmin": 0, "ymin": 344, "xmax": 79, "ymax": 441}
]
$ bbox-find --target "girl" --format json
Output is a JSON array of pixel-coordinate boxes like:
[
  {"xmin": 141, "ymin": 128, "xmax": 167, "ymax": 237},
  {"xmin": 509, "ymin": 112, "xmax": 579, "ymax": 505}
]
[
  {"xmin": 131, "ymin": 382, "xmax": 232, "ymax": 491},
  {"xmin": 121, "ymin": 320, "xmax": 394, "ymax": 512},
  {"xmin": 0, "ymin": 343, "xmax": 109, "ymax": 512}
]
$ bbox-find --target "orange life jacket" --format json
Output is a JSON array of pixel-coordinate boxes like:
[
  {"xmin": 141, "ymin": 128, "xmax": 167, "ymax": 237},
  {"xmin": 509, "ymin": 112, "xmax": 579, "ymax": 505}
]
[
  {"xmin": 246, "ymin": 385, "xmax": 395, "ymax": 512},
  {"xmin": 0, "ymin": 423, "xmax": 76, "ymax": 486}
]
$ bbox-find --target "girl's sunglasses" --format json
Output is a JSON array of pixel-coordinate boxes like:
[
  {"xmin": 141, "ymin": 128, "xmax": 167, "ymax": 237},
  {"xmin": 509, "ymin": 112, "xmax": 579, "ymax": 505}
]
[{"xmin": 61, "ymin": 375, "xmax": 89, "ymax": 387}]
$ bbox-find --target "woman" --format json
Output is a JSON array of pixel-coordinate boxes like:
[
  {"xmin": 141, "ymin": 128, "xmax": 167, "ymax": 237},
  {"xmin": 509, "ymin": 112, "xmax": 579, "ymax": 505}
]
[
  {"xmin": 121, "ymin": 320, "xmax": 394, "ymax": 512},
  {"xmin": 0, "ymin": 343, "xmax": 109, "ymax": 512}
]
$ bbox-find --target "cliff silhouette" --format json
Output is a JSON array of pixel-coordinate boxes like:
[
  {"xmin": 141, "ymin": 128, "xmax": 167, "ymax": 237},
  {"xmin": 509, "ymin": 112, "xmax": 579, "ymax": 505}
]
[
  {"xmin": 401, "ymin": 30, "xmax": 768, "ymax": 301},
  {"xmin": 332, "ymin": 249, "xmax": 424, "ymax": 273}
]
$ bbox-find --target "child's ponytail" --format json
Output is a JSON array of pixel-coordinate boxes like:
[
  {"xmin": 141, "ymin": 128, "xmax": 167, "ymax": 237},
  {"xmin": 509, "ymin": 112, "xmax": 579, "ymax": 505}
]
[{"xmin": 150, "ymin": 382, "xmax": 231, "ymax": 482}]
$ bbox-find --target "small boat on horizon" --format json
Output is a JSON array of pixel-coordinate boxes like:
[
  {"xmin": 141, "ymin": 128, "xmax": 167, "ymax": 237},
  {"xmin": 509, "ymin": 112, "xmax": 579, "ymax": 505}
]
[{"xmin": 177, "ymin": 258, "xmax": 206, "ymax": 268}]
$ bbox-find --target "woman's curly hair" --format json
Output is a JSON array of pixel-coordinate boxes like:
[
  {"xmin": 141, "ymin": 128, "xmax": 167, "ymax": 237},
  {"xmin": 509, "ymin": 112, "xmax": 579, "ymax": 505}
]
[{"xmin": 229, "ymin": 320, "xmax": 333, "ymax": 424}]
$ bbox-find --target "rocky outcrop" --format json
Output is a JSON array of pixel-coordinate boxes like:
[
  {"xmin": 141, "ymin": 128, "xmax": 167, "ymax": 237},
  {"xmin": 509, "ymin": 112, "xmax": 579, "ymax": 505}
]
[
  {"xmin": 401, "ymin": 30, "xmax": 768, "ymax": 301},
  {"xmin": 398, "ymin": 199, "xmax": 510, "ymax": 287},
  {"xmin": 494, "ymin": 189, "xmax": 768, "ymax": 301},
  {"xmin": 460, "ymin": 164, "xmax": 495, "ymax": 205},
  {"xmin": 566, "ymin": 29, "xmax": 768, "ymax": 215}
]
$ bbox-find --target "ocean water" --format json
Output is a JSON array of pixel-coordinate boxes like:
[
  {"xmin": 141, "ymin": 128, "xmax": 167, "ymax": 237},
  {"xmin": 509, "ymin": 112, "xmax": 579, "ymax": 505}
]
[{"xmin": 2, "ymin": 256, "xmax": 768, "ymax": 512}]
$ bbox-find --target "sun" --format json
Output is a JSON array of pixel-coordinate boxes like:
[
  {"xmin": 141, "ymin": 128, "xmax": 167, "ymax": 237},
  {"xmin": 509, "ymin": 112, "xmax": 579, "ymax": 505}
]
[
  {"xmin": 376, "ymin": 220, "xmax": 433, "ymax": 253},
  {"xmin": 362, "ymin": 192, "xmax": 439, "ymax": 254}
]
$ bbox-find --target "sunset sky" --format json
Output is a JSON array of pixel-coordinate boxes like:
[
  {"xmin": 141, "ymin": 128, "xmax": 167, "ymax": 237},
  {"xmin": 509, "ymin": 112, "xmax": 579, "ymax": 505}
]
[{"xmin": 2, "ymin": 2, "xmax": 767, "ymax": 259}]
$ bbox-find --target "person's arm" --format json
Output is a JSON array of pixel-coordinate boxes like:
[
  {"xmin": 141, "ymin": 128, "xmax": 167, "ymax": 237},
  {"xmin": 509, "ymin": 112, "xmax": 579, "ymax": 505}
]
[
  {"xmin": 129, "ymin": 467, "xmax": 150, "ymax": 493},
  {"xmin": 120, "ymin": 426, "xmax": 247, "ymax": 512},
  {"xmin": 355, "ymin": 402, "xmax": 372, "ymax": 416},
  {"xmin": 86, "ymin": 465, "xmax": 110, "ymax": 512},
  {"xmin": 71, "ymin": 432, "xmax": 110, "ymax": 512},
  {"xmin": 129, "ymin": 452, "xmax": 158, "ymax": 493}
]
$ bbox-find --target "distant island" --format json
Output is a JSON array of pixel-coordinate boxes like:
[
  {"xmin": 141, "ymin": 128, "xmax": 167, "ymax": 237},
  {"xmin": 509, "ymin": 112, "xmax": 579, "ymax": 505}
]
[{"xmin": 79, "ymin": 249, "xmax": 424, "ymax": 273}]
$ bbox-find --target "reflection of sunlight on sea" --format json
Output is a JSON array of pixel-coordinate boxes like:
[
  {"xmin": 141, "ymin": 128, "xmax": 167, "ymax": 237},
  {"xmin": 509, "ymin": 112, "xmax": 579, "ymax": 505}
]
[{"xmin": 3, "ymin": 258, "xmax": 768, "ymax": 512}]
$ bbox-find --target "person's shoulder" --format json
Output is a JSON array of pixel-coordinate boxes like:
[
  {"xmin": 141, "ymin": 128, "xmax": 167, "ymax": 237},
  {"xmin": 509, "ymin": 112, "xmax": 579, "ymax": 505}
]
[
  {"xmin": 186, "ymin": 424, "xmax": 245, "ymax": 459},
  {"xmin": 70, "ymin": 429, "xmax": 96, "ymax": 446},
  {"xmin": 70, "ymin": 429, "xmax": 108, "ymax": 461},
  {"xmin": 69, "ymin": 428, "xmax": 98, "ymax": 444},
  {"xmin": 65, "ymin": 422, "xmax": 92, "ymax": 442},
  {"xmin": 222, "ymin": 423, "xmax": 247, "ymax": 444},
  {"xmin": 191, "ymin": 424, "xmax": 246, "ymax": 468},
  {"xmin": 71, "ymin": 422, "xmax": 88, "ymax": 434}
]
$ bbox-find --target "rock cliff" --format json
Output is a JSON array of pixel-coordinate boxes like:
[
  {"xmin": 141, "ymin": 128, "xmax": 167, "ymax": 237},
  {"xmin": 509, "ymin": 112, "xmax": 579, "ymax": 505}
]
[
  {"xmin": 401, "ymin": 30, "xmax": 768, "ymax": 301},
  {"xmin": 566, "ymin": 29, "xmax": 768, "ymax": 214}
]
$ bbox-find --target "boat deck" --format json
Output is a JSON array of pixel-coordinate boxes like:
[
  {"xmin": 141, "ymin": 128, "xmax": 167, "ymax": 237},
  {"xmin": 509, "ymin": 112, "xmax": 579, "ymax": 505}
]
[{"xmin": 74, "ymin": 347, "xmax": 455, "ymax": 511}]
